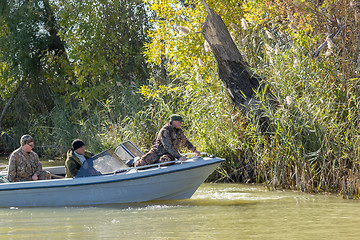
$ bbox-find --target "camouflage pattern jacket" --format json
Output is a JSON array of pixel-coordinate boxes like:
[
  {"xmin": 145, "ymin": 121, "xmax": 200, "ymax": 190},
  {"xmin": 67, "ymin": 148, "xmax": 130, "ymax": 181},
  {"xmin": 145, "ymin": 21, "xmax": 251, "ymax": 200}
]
[
  {"xmin": 65, "ymin": 149, "xmax": 94, "ymax": 178},
  {"xmin": 7, "ymin": 148, "xmax": 42, "ymax": 182},
  {"xmin": 149, "ymin": 123, "xmax": 196, "ymax": 159}
]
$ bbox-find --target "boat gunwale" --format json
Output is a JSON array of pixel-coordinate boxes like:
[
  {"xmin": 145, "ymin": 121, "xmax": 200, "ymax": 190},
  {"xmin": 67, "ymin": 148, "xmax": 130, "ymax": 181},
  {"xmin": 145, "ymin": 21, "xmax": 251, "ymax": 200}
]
[{"xmin": 0, "ymin": 157, "xmax": 224, "ymax": 191}]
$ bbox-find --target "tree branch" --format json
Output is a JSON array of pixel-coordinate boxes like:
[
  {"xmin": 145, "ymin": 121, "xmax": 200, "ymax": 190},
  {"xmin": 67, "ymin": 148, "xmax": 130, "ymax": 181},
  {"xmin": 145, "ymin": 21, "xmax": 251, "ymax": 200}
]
[
  {"xmin": 0, "ymin": 83, "xmax": 22, "ymax": 132},
  {"xmin": 313, "ymin": 23, "xmax": 344, "ymax": 58}
]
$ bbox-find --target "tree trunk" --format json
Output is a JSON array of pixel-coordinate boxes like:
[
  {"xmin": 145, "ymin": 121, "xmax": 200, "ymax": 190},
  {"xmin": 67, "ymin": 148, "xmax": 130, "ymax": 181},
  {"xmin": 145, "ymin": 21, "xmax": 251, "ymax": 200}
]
[
  {"xmin": 0, "ymin": 83, "xmax": 22, "ymax": 132},
  {"xmin": 200, "ymin": 0, "xmax": 271, "ymax": 131},
  {"xmin": 0, "ymin": 96, "xmax": 14, "ymax": 132},
  {"xmin": 43, "ymin": 0, "xmax": 68, "ymax": 59}
]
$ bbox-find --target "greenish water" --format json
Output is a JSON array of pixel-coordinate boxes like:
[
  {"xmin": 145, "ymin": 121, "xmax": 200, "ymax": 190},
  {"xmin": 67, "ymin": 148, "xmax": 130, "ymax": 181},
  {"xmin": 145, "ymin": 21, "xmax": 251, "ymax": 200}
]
[{"xmin": 0, "ymin": 183, "xmax": 359, "ymax": 239}]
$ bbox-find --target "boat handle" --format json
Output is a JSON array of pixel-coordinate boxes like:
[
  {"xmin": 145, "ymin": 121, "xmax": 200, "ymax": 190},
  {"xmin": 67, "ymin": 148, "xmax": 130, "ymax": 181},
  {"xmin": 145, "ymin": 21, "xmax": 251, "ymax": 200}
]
[
  {"xmin": 113, "ymin": 153, "xmax": 215, "ymax": 173},
  {"xmin": 113, "ymin": 159, "xmax": 183, "ymax": 173},
  {"xmin": 182, "ymin": 152, "xmax": 212, "ymax": 157}
]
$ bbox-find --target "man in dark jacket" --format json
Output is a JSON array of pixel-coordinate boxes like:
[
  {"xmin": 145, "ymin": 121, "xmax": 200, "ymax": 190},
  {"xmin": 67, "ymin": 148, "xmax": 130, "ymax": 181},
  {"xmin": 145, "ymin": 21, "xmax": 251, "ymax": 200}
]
[
  {"xmin": 65, "ymin": 139, "xmax": 94, "ymax": 178},
  {"xmin": 134, "ymin": 114, "xmax": 200, "ymax": 167}
]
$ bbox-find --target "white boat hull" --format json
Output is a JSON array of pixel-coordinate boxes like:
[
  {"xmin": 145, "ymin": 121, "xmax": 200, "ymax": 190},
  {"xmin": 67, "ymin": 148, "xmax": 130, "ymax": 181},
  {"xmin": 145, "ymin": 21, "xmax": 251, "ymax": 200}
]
[{"xmin": 0, "ymin": 157, "xmax": 224, "ymax": 207}]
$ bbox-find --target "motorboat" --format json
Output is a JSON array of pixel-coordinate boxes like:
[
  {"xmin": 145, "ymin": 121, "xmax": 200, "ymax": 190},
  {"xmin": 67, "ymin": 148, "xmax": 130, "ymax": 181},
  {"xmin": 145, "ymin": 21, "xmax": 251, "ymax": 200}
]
[{"xmin": 0, "ymin": 141, "xmax": 224, "ymax": 207}]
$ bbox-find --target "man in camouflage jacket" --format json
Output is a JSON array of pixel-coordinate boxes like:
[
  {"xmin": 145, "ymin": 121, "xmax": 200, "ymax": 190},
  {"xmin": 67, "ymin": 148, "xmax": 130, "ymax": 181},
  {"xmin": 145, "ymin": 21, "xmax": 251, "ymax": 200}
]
[
  {"xmin": 134, "ymin": 114, "xmax": 201, "ymax": 167},
  {"xmin": 7, "ymin": 135, "xmax": 51, "ymax": 182}
]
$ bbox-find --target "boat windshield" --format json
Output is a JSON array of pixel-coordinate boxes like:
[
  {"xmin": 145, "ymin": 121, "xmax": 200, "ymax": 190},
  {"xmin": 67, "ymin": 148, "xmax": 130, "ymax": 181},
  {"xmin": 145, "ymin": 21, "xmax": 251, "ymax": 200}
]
[
  {"xmin": 115, "ymin": 140, "xmax": 143, "ymax": 161},
  {"xmin": 75, "ymin": 149, "xmax": 129, "ymax": 178}
]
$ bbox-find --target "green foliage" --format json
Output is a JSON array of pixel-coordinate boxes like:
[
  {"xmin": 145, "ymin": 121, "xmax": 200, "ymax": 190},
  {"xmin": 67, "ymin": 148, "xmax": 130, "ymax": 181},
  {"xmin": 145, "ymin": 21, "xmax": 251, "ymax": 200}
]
[
  {"xmin": 0, "ymin": 0, "xmax": 151, "ymax": 154},
  {"xmin": 56, "ymin": 0, "xmax": 150, "ymax": 100},
  {"xmin": 0, "ymin": 0, "xmax": 71, "ymax": 150}
]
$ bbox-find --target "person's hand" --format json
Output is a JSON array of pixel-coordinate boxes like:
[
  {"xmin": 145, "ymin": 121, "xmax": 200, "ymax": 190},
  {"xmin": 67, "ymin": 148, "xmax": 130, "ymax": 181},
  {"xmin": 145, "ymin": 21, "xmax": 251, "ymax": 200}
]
[
  {"xmin": 32, "ymin": 174, "xmax": 38, "ymax": 181},
  {"xmin": 179, "ymin": 156, "xmax": 187, "ymax": 161},
  {"xmin": 194, "ymin": 150, "xmax": 201, "ymax": 156}
]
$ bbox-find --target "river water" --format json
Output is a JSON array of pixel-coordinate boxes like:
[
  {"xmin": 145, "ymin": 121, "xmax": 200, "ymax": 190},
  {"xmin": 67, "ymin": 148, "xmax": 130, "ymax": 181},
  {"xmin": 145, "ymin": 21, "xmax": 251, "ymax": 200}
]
[{"xmin": 0, "ymin": 183, "xmax": 359, "ymax": 240}]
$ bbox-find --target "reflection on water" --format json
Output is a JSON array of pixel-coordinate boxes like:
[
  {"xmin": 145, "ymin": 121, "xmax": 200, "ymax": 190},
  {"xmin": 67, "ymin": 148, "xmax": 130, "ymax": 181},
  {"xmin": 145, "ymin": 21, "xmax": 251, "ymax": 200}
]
[{"xmin": 1, "ymin": 183, "xmax": 360, "ymax": 239}]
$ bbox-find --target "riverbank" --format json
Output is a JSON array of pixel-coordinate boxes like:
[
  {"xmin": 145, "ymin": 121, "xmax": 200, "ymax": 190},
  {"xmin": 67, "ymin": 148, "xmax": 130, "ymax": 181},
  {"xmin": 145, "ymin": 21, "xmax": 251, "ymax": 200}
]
[{"xmin": 0, "ymin": 156, "xmax": 64, "ymax": 169}]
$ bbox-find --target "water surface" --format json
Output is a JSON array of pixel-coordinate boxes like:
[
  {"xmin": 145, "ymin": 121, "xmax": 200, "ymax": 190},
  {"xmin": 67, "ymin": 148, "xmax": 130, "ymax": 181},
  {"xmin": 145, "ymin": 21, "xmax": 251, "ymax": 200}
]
[{"xmin": 0, "ymin": 183, "xmax": 359, "ymax": 239}]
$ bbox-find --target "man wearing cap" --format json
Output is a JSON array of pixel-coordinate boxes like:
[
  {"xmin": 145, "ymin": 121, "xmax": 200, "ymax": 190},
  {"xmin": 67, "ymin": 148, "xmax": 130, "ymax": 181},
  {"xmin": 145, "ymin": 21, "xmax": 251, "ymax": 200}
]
[
  {"xmin": 7, "ymin": 134, "xmax": 51, "ymax": 182},
  {"xmin": 134, "ymin": 114, "xmax": 201, "ymax": 167},
  {"xmin": 65, "ymin": 139, "xmax": 94, "ymax": 178}
]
